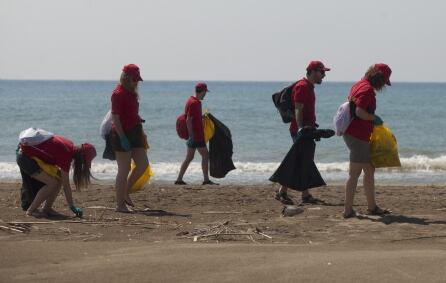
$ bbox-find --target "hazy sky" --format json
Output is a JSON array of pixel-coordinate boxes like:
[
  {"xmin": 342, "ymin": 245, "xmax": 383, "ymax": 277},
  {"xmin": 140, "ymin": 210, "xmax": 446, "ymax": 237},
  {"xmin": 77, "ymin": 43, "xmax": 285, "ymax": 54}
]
[{"xmin": 1, "ymin": 0, "xmax": 445, "ymax": 82}]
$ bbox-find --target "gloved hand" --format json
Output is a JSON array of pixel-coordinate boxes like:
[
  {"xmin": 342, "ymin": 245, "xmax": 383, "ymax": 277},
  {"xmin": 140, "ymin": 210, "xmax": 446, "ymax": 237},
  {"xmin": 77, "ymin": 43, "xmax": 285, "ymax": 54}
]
[
  {"xmin": 186, "ymin": 137, "xmax": 194, "ymax": 147},
  {"xmin": 373, "ymin": 115, "xmax": 384, "ymax": 126},
  {"xmin": 120, "ymin": 135, "xmax": 131, "ymax": 151},
  {"xmin": 70, "ymin": 205, "xmax": 83, "ymax": 218}
]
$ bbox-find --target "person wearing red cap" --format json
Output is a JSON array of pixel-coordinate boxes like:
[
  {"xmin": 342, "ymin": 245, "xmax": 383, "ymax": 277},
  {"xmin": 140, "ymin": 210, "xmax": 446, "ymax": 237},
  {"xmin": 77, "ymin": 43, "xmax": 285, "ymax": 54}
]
[
  {"xmin": 110, "ymin": 64, "xmax": 149, "ymax": 212},
  {"xmin": 17, "ymin": 135, "xmax": 96, "ymax": 218},
  {"xmin": 175, "ymin": 82, "xmax": 218, "ymax": 185},
  {"xmin": 276, "ymin": 60, "xmax": 330, "ymax": 205},
  {"xmin": 342, "ymin": 63, "xmax": 392, "ymax": 218}
]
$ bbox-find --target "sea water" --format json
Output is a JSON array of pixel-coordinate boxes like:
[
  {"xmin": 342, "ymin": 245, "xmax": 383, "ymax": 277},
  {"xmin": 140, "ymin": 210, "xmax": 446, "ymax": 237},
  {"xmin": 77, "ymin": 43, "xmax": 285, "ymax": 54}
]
[{"xmin": 1, "ymin": 80, "xmax": 445, "ymax": 185}]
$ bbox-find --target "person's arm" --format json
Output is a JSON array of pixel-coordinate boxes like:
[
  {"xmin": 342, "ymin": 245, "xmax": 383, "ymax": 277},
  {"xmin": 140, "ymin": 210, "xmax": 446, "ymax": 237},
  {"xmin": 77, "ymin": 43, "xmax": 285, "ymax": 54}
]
[
  {"xmin": 61, "ymin": 171, "xmax": 73, "ymax": 204},
  {"xmin": 112, "ymin": 114, "xmax": 130, "ymax": 150},
  {"xmin": 112, "ymin": 114, "xmax": 125, "ymax": 138},
  {"xmin": 355, "ymin": 107, "xmax": 376, "ymax": 121},
  {"xmin": 61, "ymin": 170, "xmax": 83, "ymax": 217},
  {"xmin": 294, "ymin": 103, "xmax": 304, "ymax": 129},
  {"xmin": 186, "ymin": 115, "xmax": 194, "ymax": 140}
]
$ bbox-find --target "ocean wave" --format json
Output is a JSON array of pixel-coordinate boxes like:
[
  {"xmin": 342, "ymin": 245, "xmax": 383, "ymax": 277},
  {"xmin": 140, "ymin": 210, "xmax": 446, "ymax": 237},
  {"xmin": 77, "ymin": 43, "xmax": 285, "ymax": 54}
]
[{"xmin": 2, "ymin": 155, "xmax": 446, "ymax": 181}]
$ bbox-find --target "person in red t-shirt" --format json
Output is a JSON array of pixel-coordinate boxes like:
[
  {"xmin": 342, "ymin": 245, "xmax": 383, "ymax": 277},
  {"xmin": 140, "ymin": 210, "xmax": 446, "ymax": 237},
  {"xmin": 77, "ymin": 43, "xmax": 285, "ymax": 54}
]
[
  {"xmin": 342, "ymin": 64, "xmax": 392, "ymax": 218},
  {"xmin": 17, "ymin": 135, "xmax": 96, "ymax": 217},
  {"xmin": 175, "ymin": 82, "xmax": 218, "ymax": 185},
  {"xmin": 110, "ymin": 64, "xmax": 149, "ymax": 212},
  {"xmin": 276, "ymin": 61, "xmax": 330, "ymax": 205}
]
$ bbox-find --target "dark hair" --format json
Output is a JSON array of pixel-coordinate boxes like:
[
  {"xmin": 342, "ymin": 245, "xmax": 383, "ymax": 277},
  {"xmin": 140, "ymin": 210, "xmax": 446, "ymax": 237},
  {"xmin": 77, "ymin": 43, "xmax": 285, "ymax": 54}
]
[
  {"xmin": 72, "ymin": 148, "xmax": 93, "ymax": 191},
  {"xmin": 364, "ymin": 66, "xmax": 386, "ymax": 91}
]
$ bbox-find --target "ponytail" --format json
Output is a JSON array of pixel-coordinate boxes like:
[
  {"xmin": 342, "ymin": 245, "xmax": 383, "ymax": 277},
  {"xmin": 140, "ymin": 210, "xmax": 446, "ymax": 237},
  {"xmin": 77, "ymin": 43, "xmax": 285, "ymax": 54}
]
[{"xmin": 72, "ymin": 148, "xmax": 93, "ymax": 190}]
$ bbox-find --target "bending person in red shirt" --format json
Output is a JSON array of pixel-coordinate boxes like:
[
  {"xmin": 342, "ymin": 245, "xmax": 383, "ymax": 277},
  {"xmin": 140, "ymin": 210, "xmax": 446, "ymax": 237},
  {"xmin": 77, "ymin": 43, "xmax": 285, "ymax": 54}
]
[
  {"xmin": 17, "ymin": 135, "xmax": 96, "ymax": 217},
  {"xmin": 276, "ymin": 61, "xmax": 330, "ymax": 205},
  {"xmin": 175, "ymin": 83, "xmax": 218, "ymax": 185},
  {"xmin": 110, "ymin": 64, "xmax": 149, "ymax": 212},
  {"xmin": 342, "ymin": 64, "xmax": 392, "ymax": 218}
]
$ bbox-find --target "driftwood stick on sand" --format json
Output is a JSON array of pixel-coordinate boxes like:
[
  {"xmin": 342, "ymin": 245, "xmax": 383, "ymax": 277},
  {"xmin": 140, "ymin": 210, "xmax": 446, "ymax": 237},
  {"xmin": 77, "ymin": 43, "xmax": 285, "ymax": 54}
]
[
  {"xmin": 202, "ymin": 211, "xmax": 242, "ymax": 214},
  {"xmin": 0, "ymin": 225, "xmax": 24, "ymax": 233},
  {"xmin": 195, "ymin": 232, "xmax": 255, "ymax": 239},
  {"xmin": 8, "ymin": 220, "xmax": 173, "ymax": 227},
  {"xmin": 86, "ymin": 206, "xmax": 115, "ymax": 210}
]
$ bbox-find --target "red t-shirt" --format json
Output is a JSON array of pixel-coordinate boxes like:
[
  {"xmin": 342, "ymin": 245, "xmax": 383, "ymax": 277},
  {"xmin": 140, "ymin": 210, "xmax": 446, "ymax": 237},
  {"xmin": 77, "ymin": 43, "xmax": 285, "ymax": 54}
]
[
  {"xmin": 185, "ymin": 96, "xmax": 204, "ymax": 142},
  {"xmin": 289, "ymin": 78, "xmax": 316, "ymax": 134},
  {"xmin": 111, "ymin": 84, "xmax": 140, "ymax": 131},
  {"xmin": 345, "ymin": 78, "xmax": 376, "ymax": 141},
  {"xmin": 20, "ymin": 135, "xmax": 75, "ymax": 172}
]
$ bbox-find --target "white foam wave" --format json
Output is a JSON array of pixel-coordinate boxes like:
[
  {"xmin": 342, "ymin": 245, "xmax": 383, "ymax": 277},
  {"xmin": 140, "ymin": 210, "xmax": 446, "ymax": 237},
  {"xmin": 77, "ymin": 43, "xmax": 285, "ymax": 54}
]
[{"xmin": 2, "ymin": 155, "xmax": 446, "ymax": 184}]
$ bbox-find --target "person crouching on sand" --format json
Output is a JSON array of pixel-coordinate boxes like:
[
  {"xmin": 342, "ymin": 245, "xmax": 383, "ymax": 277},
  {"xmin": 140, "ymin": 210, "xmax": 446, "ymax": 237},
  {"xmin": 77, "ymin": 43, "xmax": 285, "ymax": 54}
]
[
  {"xmin": 17, "ymin": 135, "xmax": 96, "ymax": 218},
  {"xmin": 342, "ymin": 64, "xmax": 393, "ymax": 218},
  {"xmin": 110, "ymin": 64, "xmax": 149, "ymax": 213},
  {"xmin": 175, "ymin": 82, "xmax": 218, "ymax": 185}
]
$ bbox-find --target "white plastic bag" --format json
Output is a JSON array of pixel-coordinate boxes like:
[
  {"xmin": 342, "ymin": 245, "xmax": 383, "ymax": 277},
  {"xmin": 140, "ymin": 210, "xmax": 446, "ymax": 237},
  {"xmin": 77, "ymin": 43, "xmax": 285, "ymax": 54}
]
[
  {"xmin": 333, "ymin": 101, "xmax": 353, "ymax": 136},
  {"xmin": 100, "ymin": 110, "xmax": 113, "ymax": 140},
  {"xmin": 19, "ymin": 128, "xmax": 54, "ymax": 146}
]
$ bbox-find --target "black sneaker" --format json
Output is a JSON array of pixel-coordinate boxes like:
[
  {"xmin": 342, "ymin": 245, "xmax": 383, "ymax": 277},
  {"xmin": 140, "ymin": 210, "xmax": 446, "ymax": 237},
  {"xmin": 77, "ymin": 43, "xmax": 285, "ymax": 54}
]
[
  {"xmin": 175, "ymin": 180, "xmax": 187, "ymax": 185},
  {"xmin": 275, "ymin": 192, "xmax": 295, "ymax": 205},
  {"xmin": 301, "ymin": 194, "xmax": 322, "ymax": 204}
]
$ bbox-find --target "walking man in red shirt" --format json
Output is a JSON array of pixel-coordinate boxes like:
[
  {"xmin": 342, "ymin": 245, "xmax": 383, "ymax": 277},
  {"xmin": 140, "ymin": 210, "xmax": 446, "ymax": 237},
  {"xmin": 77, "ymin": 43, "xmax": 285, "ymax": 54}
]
[
  {"xmin": 175, "ymin": 83, "xmax": 218, "ymax": 185},
  {"xmin": 276, "ymin": 61, "xmax": 330, "ymax": 205}
]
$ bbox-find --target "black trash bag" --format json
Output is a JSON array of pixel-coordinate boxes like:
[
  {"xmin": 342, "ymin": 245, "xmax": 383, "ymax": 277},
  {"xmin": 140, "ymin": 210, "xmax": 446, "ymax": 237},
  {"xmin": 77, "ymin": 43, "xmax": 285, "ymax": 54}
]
[
  {"xmin": 103, "ymin": 133, "xmax": 116, "ymax": 161},
  {"xmin": 269, "ymin": 128, "xmax": 335, "ymax": 191},
  {"xmin": 19, "ymin": 168, "xmax": 44, "ymax": 211},
  {"xmin": 208, "ymin": 113, "xmax": 236, "ymax": 178}
]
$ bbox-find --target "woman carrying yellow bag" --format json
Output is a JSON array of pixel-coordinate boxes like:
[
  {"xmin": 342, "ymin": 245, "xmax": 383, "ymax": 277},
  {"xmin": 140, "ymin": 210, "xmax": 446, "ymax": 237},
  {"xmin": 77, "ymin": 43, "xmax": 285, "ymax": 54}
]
[
  {"xmin": 370, "ymin": 125, "xmax": 401, "ymax": 168},
  {"xmin": 342, "ymin": 64, "xmax": 393, "ymax": 219}
]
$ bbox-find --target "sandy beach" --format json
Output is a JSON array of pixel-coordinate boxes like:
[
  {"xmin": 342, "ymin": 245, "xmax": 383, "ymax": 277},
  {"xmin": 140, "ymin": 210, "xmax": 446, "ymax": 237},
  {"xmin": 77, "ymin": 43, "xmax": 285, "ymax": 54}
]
[{"xmin": 1, "ymin": 182, "xmax": 445, "ymax": 282}]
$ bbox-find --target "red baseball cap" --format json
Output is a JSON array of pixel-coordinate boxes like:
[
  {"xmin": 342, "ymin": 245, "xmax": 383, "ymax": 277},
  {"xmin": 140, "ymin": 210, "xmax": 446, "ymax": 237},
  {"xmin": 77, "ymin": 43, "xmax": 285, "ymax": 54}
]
[
  {"xmin": 195, "ymin": 82, "xmax": 210, "ymax": 93},
  {"xmin": 374, "ymin": 63, "xmax": 392, "ymax": 86},
  {"xmin": 81, "ymin": 143, "xmax": 97, "ymax": 167},
  {"xmin": 122, "ymin": 64, "xmax": 143, "ymax": 82},
  {"xmin": 306, "ymin": 61, "xmax": 331, "ymax": 72}
]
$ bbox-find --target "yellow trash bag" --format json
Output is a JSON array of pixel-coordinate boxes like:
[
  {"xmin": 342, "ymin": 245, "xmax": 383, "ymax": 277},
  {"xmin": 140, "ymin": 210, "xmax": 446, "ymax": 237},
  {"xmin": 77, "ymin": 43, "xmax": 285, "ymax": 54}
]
[
  {"xmin": 203, "ymin": 112, "xmax": 215, "ymax": 143},
  {"xmin": 370, "ymin": 125, "xmax": 401, "ymax": 168},
  {"xmin": 129, "ymin": 162, "xmax": 154, "ymax": 194},
  {"xmin": 32, "ymin": 157, "xmax": 61, "ymax": 179}
]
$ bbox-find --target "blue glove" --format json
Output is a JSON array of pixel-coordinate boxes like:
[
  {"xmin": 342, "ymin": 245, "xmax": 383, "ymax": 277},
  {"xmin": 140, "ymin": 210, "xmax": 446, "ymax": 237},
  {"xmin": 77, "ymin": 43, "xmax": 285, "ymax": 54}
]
[
  {"xmin": 120, "ymin": 135, "xmax": 131, "ymax": 151},
  {"xmin": 186, "ymin": 137, "xmax": 194, "ymax": 147},
  {"xmin": 70, "ymin": 205, "xmax": 83, "ymax": 218},
  {"xmin": 373, "ymin": 115, "xmax": 384, "ymax": 126}
]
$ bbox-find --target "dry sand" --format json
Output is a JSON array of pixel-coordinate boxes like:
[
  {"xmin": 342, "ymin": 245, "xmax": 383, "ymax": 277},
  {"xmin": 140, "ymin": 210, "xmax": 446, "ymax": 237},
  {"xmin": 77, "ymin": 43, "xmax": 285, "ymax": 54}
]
[{"xmin": 1, "ymin": 182, "xmax": 445, "ymax": 282}]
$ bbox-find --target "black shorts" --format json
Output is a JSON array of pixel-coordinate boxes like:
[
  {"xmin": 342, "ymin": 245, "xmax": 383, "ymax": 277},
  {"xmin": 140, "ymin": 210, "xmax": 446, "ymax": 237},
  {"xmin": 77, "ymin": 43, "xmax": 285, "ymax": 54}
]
[
  {"xmin": 187, "ymin": 140, "xmax": 206, "ymax": 149},
  {"xmin": 16, "ymin": 150, "xmax": 44, "ymax": 211},
  {"xmin": 111, "ymin": 124, "xmax": 145, "ymax": 152},
  {"xmin": 16, "ymin": 150, "xmax": 41, "ymax": 176}
]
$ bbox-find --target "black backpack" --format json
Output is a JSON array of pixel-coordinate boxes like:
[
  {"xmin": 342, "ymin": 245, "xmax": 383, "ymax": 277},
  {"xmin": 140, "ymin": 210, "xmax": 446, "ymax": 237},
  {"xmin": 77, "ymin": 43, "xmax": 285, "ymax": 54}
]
[{"xmin": 272, "ymin": 82, "xmax": 297, "ymax": 123}]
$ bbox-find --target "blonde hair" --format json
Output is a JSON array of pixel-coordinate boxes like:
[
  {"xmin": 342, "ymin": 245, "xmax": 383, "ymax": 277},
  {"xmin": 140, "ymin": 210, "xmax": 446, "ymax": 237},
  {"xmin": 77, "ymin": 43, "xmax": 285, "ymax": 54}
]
[{"xmin": 119, "ymin": 72, "xmax": 139, "ymax": 98}]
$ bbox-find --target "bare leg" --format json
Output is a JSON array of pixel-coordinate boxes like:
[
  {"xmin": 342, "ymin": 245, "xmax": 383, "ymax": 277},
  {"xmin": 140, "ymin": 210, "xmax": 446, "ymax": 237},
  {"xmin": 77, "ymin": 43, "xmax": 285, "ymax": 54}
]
[
  {"xmin": 363, "ymin": 163, "xmax": 377, "ymax": 210},
  {"xmin": 42, "ymin": 180, "xmax": 62, "ymax": 213},
  {"xmin": 197, "ymin": 147, "xmax": 209, "ymax": 182},
  {"xmin": 344, "ymin": 162, "xmax": 363, "ymax": 216},
  {"xmin": 176, "ymin": 147, "xmax": 195, "ymax": 182},
  {"xmin": 126, "ymin": 148, "xmax": 149, "ymax": 206},
  {"xmin": 26, "ymin": 172, "xmax": 60, "ymax": 216},
  {"xmin": 115, "ymin": 151, "xmax": 132, "ymax": 212}
]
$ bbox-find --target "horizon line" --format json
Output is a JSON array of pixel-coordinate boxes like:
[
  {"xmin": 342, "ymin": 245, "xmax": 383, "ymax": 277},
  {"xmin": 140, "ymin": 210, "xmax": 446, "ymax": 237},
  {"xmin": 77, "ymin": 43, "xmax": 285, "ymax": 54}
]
[{"xmin": 1, "ymin": 78, "xmax": 446, "ymax": 84}]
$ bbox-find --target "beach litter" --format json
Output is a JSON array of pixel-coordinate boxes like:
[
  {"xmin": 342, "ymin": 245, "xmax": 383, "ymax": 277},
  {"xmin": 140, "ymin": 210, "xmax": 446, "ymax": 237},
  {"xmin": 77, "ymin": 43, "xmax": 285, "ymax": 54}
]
[
  {"xmin": 179, "ymin": 220, "xmax": 272, "ymax": 243},
  {"xmin": 282, "ymin": 205, "xmax": 305, "ymax": 217}
]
